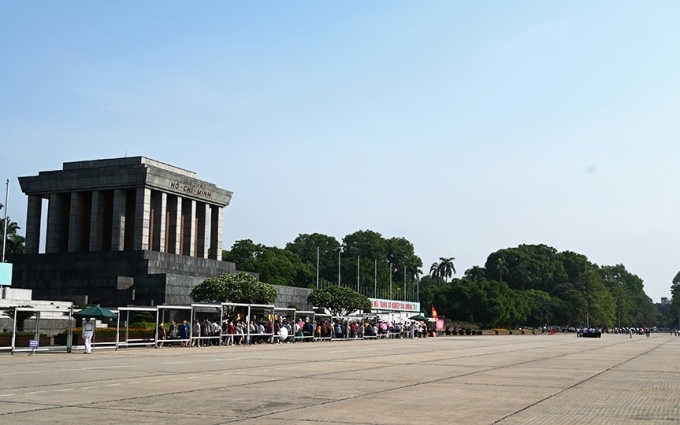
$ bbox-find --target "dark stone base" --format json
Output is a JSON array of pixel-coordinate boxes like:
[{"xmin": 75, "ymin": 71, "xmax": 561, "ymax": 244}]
[{"xmin": 8, "ymin": 251, "xmax": 236, "ymax": 307}]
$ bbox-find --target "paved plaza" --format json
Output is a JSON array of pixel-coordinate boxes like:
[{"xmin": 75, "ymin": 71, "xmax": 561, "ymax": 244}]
[{"xmin": 0, "ymin": 333, "xmax": 679, "ymax": 424}]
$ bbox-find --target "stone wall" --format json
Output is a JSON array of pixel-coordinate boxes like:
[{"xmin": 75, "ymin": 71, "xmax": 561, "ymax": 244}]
[
  {"xmin": 272, "ymin": 285, "xmax": 314, "ymax": 311},
  {"xmin": 8, "ymin": 251, "xmax": 237, "ymax": 307}
]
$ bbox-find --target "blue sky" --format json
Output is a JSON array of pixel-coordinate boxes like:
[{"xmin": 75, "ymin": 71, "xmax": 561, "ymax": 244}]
[{"xmin": 1, "ymin": 2, "xmax": 679, "ymax": 302}]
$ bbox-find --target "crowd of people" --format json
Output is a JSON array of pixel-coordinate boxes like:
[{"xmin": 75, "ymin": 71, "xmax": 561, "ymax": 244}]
[{"xmin": 156, "ymin": 316, "xmax": 430, "ymax": 347}]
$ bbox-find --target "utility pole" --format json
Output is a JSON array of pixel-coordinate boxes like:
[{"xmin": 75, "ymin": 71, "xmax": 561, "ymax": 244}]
[{"xmin": 316, "ymin": 246, "xmax": 319, "ymax": 289}]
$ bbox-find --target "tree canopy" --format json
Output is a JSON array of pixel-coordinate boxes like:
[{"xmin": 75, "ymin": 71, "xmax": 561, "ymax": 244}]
[
  {"xmin": 307, "ymin": 285, "xmax": 371, "ymax": 316},
  {"xmin": 421, "ymin": 244, "xmax": 659, "ymax": 329},
  {"xmin": 217, "ymin": 231, "xmax": 664, "ymax": 329},
  {"xmin": 190, "ymin": 272, "xmax": 277, "ymax": 305},
  {"xmin": 223, "ymin": 230, "xmax": 423, "ymax": 299}
]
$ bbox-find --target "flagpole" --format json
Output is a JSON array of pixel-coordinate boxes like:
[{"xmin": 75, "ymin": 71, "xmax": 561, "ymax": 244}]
[
  {"xmin": 374, "ymin": 259, "xmax": 377, "ymax": 298},
  {"xmin": 2, "ymin": 179, "xmax": 8, "ymax": 263},
  {"xmin": 389, "ymin": 263, "xmax": 392, "ymax": 300},
  {"xmin": 357, "ymin": 255, "xmax": 360, "ymax": 293},
  {"xmin": 403, "ymin": 266, "xmax": 406, "ymax": 301}
]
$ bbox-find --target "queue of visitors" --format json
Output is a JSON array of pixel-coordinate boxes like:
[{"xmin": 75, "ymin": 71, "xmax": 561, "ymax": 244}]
[{"xmin": 156, "ymin": 316, "xmax": 430, "ymax": 348}]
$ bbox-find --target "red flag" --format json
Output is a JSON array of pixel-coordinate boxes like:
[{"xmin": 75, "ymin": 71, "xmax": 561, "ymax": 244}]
[{"xmin": 431, "ymin": 305, "xmax": 438, "ymax": 319}]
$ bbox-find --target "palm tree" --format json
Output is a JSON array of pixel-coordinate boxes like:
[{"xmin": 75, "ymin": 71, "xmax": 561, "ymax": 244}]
[
  {"xmin": 0, "ymin": 203, "xmax": 23, "ymax": 256},
  {"xmin": 406, "ymin": 265, "xmax": 423, "ymax": 302},
  {"xmin": 437, "ymin": 257, "xmax": 456, "ymax": 282},
  {"xmin": 6, "ymin": 233, "xmax": 25, "ymax": 255},
  {"xmin": 429, "ymin": 262, "xmax": 440, "ymax": 281},
  {"xmin": 464, "ymin": 266, "xmax": 486, "ymax": 282},
  {"xmin": 407, "ymin": 265, "xmax": 423, "ymax": 283},
  {"xmin": 519, "ymin": 269, "xmax": 532, "ymax": 291},
  {"xmin": 496, "ymin": 257, "xmax": 508, "ymax": 284}
]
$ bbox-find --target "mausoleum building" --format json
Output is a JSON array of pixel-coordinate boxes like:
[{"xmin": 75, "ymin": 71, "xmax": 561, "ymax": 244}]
[{"xmin": 10, "ymin": 157, "xmax": 236, "ymax": 307}]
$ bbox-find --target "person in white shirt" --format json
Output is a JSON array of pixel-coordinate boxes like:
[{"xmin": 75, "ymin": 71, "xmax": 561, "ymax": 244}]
[{"xmin": 83, "ymin": 318, "xmax": 95, "ymax": 354}]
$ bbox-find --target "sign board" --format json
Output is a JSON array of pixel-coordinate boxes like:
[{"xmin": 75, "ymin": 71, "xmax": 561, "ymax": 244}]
[
  {"xmin": 29, "ymin": 339, "xmax": 39, "ymax": 348},
  {"xmin": 0, "ymin": 263, "xmax": 12, "ymax": 286},
  {"xmin": 368, "ymin": 298, "xmax": 420, "ymax": 313}
]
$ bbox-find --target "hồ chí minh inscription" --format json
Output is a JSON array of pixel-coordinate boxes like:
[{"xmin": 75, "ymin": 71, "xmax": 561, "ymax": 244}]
[{"xmin": 169, "ymin": 180, "xmax": 213, "ymax": 200}]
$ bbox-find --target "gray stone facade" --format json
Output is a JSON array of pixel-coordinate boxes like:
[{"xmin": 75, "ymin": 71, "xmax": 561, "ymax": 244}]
[{"xmin": 272, "ymin": 285, "xmax": 314, "ymax": 311}]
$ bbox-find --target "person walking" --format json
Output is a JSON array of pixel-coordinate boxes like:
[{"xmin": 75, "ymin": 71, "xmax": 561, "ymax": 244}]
[{"xmin": 83, "ymin": 318, "xmax": 94, "ymax": 354}]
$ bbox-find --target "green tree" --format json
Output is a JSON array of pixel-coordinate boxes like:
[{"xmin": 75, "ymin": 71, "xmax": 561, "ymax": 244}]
[
  {"xmin": 191, "ymin": 272, "xmax": 277, "ymax": 305},
  {"xmin": 485, "ymin": 245, "xmax": 568, "ymax": 292},
  {"xmin": 429, "ymin": 261, "xmax": 440, "ymax": 282},
  {"xmin": 670, "ymin": 271, "xmax": 680, "ymax": 325},
  {"xmin": 223, "ymin": 240, "xmax": 313, "ymax": 287},
  {"xmin": 257, "ymin": 247, "xmax": 314, "ymax": 288},
  {"xmin": 0, "ymin": 203, "xmax": 24, "ymax": 256},
  {"xmin": 597, "ymin": 264, "xmax": 650, "ymax": 327},
  {"xmin": 222, "ymin": 239, "xmax": 264, "ymax": 272},
  {"xmin": 285, "ymin": 233, "xmax": 341, "ymax": 284},
  {"xmin": 464, "ymin": 266, "xmax": 486, "ymax": 282},
  {"xmin": 495, "ymin": 257, "xmax": 508, "ymax": 284},
  {"xmin": 437, "ymin": 257, "xmax": 456, "ymax": 282},
  {"xmin": 307, "ymin": 285, "xmax": 371, "ymax": 316},
  {"xmin": 568, "ymin": 270, "xmax": 615, "ymax": 327}
]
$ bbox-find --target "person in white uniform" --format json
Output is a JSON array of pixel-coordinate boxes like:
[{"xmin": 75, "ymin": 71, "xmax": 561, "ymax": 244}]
[{"xmin": 83, "ymin": 318, "xmax": 95, "ymax": 354}]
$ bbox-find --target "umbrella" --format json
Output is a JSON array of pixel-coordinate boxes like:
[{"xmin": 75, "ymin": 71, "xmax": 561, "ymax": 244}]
[
  {"xmin": 73, "ymin": 306, "xmax": 118, "ymax": 320},
  {"xmin": 409, "ymin": 314, "xmax": 428, "ymax": 321}
]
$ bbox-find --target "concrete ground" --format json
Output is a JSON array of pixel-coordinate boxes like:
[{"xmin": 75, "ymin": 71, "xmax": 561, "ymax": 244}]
[{"xmin": 0, "ymin": 333, "xmax": 678, "ymax": 424}]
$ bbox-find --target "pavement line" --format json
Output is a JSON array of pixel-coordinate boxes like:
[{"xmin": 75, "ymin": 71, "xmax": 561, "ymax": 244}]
[{"xmin": 0, "ymin": 394, "xmax": 15, "ymax": 397}]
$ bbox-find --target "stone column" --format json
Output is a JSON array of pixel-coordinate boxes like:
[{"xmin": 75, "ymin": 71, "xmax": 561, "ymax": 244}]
[
  {"xmin": 182, "ymin": 199, "xmax": 196, "ymax": 256},
  {"xmin": 111, "ymin": 189, "xmax": 126, "ymax": 251},
  {"xmin": 134, "ymin": 187, "xmax": 151, "ymax": 251},
  {"xmin": 89, "ymin": 191, "xmax": 104, "ymax": 252},
  {"xmin": 24, "ymin": 194, "xmax": 43, "ymax": 254},
  {"xmin": 166, "ymin": 195, "xmax": 182, "ymax": 254},
  {"xmin": 195, "ymin": 202, "xmax": 209, "ymax": 259},
  {"xmin": 45, "ymin": 193, "xmax": 64, "ymax": 254},
  {"xmin": 151, "ymin": 191, "xmax": 167, "ymax": 252},
  {"xmin": 209, "ymin": 205, "xmax": 223, "ymax": 260},
  {"xmin": 67, "ymin": 192, "xmax": 84, "ymax": 252}
]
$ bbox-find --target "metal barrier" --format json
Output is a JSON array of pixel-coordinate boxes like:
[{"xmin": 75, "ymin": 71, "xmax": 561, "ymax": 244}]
[
  {"xmin": 1, "ymin": 302, "xmax": 422, "ymax": 354},
  {"xmin": 116, "ymin": 307, "xmax": 156, "ymax": 350},
  {"xmin": 156, "ymin": 305, "xmax": 192, "ymax": 347},
  {"xmin": 3, "ymin": 306, "xmax": 73, "ymax": 354}
]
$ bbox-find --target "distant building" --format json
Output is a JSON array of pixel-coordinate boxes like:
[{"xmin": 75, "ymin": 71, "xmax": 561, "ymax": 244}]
[{"xmin": 660, "ymin": 297, "xmax": 671, "ymax": 305}]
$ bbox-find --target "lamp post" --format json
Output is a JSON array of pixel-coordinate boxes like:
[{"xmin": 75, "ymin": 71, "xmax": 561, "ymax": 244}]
[{"xmin": 337, "ymin": 247, "xmax": 342, "ymax": 286}]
